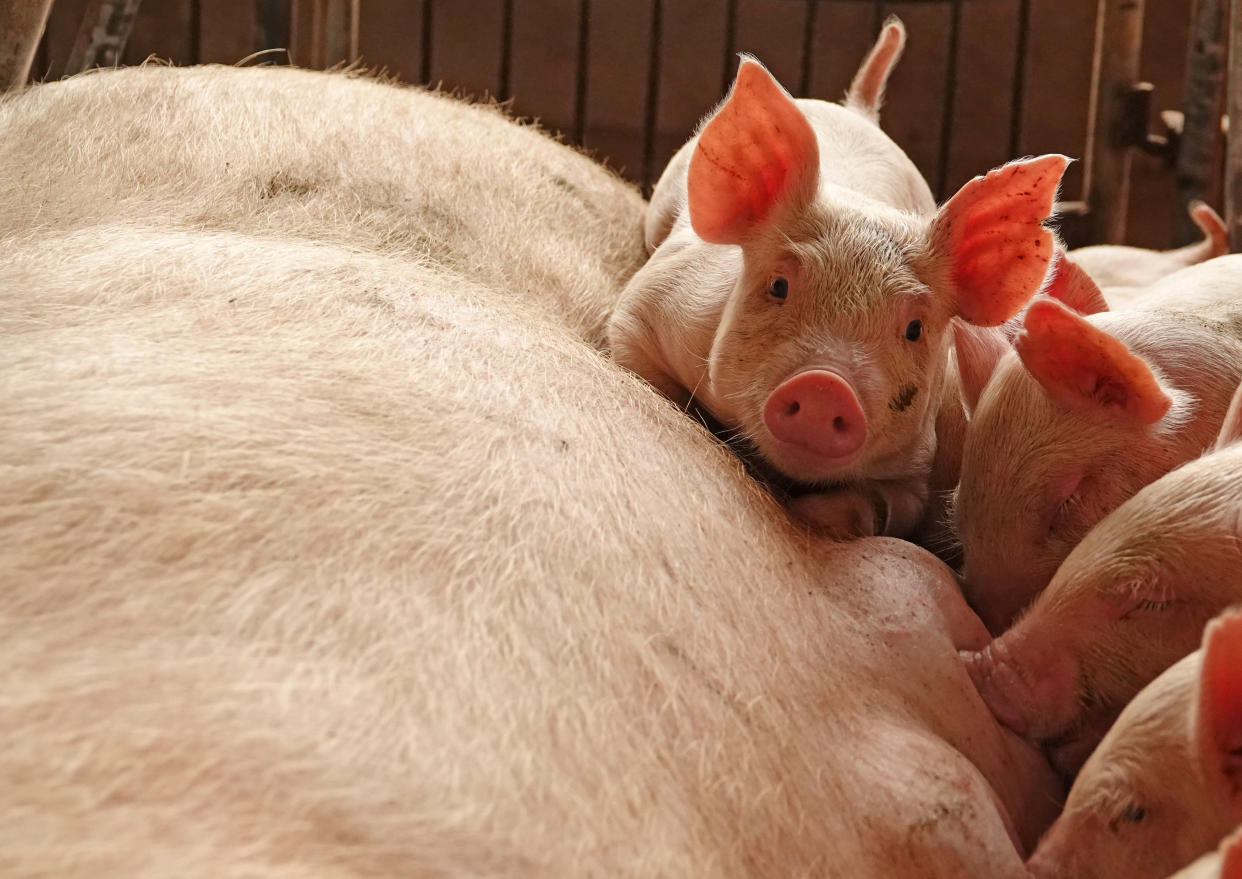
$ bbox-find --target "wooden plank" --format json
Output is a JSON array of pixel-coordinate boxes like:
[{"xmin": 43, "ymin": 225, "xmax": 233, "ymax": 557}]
[
  {"xmin": 940, "ymin": 0, "xmax": 1019, "ymax": 199},
  {"xmin": 507, "ymin": 0, "xmax": 580, "ymax": 134},
  {"xmin": 732, "ymin": 0, "xmax": 808, "ymax": 96},
  {"xmin": 1228, "ymin": 0, "xmax": 1242, "ymax": 250},
  {"xmin": 806, "ymin": 2, "xmax": 874, "ymax": 102},
  {"xmin": 579, "ymin": 0, "xmax": 654, "ymax": 183},
  {"xmin": 198, "ymin": 0, "xmax": 257, "ymax": 64},
  {"xmin": 1, "ymin": 0, "xmax": 55, "ymax": 89},
  {"xmin": 355, "ymin": 0, "xmax": 426, "ymax": 81},
  {"xmin": 37, "ymin": 0, "xmax": 90, "ymax": 78},
  {"xmin": 427, "ymin": 0, "xmax": 505, "ymax": 99},
  {"xmin": 649, "ymin": 0, "xmax": 727, "ymax": 188},
  {"xmin": 122, "ymin": 0, "xmax": 193, "ymax": 65}
]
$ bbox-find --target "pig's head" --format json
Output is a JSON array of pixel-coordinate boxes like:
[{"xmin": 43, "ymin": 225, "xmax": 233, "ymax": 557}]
[
  {"xmin": 687, "ymin": 58, "xmax": 1067, "ymax": 487},
  {"xmin": 955, "ymin": 295, "xmax": 1197, "ymax": 633},
  {"xmin": 1026, "ymin": 610, "xmax": 1242, "ymax": 879}
]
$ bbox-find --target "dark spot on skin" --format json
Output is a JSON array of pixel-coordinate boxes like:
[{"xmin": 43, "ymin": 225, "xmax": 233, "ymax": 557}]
[
  {"xmin": 890, "ymin": 384, "xmax": 918, "ymax": 413},
  {"xmin": 259, "ymin": 172, "xmax": 317, "ymax": 199},
  {"xmin": 559, "ymin": 439, "xmax": 570, "ymax": 452}
]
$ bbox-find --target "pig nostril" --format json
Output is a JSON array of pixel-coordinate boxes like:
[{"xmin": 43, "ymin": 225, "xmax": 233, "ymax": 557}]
[
  {"xmin": 787, "ymin": 401, "xmax": 800, "ymax": 416},
  {"xmin": 833, "ymin": 416, "xmax": 846, "ymax": 432}
]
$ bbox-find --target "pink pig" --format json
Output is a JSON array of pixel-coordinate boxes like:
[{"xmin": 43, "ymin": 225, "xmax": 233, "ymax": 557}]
[
  {"xmin": 953, "ymin": 255, "xmax": 1242, "ymax": 631},
  {"xmin": 607, "ymin": 19, "xmax": 1067, "ymax": 538},
  {"xmin": 963, "ymin": 379, "xmax": 1242, "ymax": 758},
  {"xmin": 1024, "ymin": 609, "xmax": 1242, "ymax": 879},
  {"xmin": 1167, "ymin": 826, "xmax": 1242, "ymax": 879}
]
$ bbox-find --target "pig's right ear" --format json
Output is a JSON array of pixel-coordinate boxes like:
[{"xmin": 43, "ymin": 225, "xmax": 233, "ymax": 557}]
[
  {"xmin": 1015, "ymin": 297, "xmax": 1172, "ymax": 426},
  {"xmin": 1215, "ymin": 382, "xmax": 1242, "ymax": 451},
  {"xmin": 927, "ymin": 155, "xmax": 1070, "ymax": 327},
  {"xmin": 687, "ymin": 58, "xmax": 820, "ymax": 245},
  {"xmin": 1043, "ymin": 253, "xmax": 1109, "ymax": 316},
  {"xmin": 1194, "ymin": 609, "xmax": 1242, "ymax": 817},
  {"xmin": 1222, "ymin": 826, "xmax": 1242, "ymax": 879}
]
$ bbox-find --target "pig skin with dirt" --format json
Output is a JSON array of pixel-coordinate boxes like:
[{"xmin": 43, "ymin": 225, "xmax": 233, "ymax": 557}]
[
  {"xmin": 0, "ymin": 65, "xmax": 1062, "ymax": 877},
  {"xmin": 1025, "ymin": 610, "xmax": 1242, "ymax": 879},
  {"xmin": 954, "ymin": 255, "xmax": 1242, "ymax": 632},
  {"xmin": 607, "ymin": 19, "xmax": 1068, "ymax": 539}
]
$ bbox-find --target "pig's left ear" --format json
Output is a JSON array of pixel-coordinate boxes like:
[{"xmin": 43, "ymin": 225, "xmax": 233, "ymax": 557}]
[
  {"xmin": 1215, "ymin": 382, "xmax": 1242, "ymax": 451},
  {"xmin": 927, "ymin": 155, "xmax": 1070, "ymax": 327},
  {"xmin": 1015, "ymin": 297, "xmax": 1172, "ymax": 426},
  {"xmin": 687, "ymin": 58, "xmax": 820, "ymax": 245},
  {"xmin": 1195, "ymin": 609, "xmax": 1242, "ymax": 815}
]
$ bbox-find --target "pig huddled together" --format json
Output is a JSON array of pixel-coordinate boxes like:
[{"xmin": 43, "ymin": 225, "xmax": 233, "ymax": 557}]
[{"xmin": 608, "ymin": 14, "xmax": 1242, "ymax": 879}]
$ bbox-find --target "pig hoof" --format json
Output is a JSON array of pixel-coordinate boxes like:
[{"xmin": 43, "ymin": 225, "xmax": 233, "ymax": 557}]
[
  {"xmin": 961, "ymin": 647, "xmax": 1032, "ymax": 738},
  {"xmin": 788, "ymin": 490, "xmax": 879, "ymax": 539}
]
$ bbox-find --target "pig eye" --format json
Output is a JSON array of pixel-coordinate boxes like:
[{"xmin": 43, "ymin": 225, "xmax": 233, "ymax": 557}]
[
  {"xmin": 904, "ymin": 319, "xmax": 923, "ymax": 341},
  {"xmin": 767, "ymin": 277, "xmax": 789, "ymax": 303},
  {"xmin": 1120, "ymin": 803, "xmax": 1147, "ymax": 823}
]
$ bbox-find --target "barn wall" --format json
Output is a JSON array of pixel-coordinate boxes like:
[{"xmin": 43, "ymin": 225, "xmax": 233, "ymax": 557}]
[{"xmin": 31, "ymin": 0, "xmax": 1204, "ymax": 248}]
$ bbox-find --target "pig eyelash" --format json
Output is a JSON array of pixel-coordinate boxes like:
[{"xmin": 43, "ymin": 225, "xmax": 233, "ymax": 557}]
[{"xmin": 1107, "ymin": 802, "xmax": 1148, "ymax": 832}]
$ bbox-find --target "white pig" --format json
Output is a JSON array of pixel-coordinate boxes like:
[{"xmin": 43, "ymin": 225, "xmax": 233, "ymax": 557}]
[
  {"xmin": 607, "ymin": 21, "xmax": 1068, "ymax": 538},
  {"xmin": 1025, "ymin": 609, "xmax": 1242, "ymax": 879},
  {"xmin": 1168, "ymin": 826, "xmax": 1242, "ymax": 879},
  {"xmin": 954, "ymin": 256, "xmax": 1242, "ymax": 632},
  {"xmin": 1070, "ymin": 201, "xmax": 1228, "ymax": 300},
  {"xmin": 0, "ymin": 65, "xmax": 1062, "ymax": 877},
  {"xmin": 963, "ymin": 380, "xmax": 1242, "ymax": 751}
]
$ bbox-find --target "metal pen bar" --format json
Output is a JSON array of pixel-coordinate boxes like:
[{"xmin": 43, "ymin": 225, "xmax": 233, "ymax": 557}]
[{"xmin": 935, "ymin": 0, "xmax": 963, "ymax": 199}]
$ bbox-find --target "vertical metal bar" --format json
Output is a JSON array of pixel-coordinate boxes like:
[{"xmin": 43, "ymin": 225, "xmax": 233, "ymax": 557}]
[
  {"xmin": 640, "ymin": 0, "xmax": 664, "ymax": 189},
  {"xmin": 420, "ymin": 0, "xmax": 435, "ymax": 83},
  {"xmin": 1082, "ymin": 0, "xmax": 1146, "ymax": 244},
  {"xmin": 1174, "ymin": 0, "xmax": 1226, "ymax": 244},
  {"xmin": 189, "ymin": 0, "xmax": 202, "ymax": 63},
  {"xmin": 799, "ymin": 0, "xmax": 819, "ymax": 97},
  {"xmin": 258, "ymin": 0, "xmax": 291, "ymax": 57},
  {"xmin": 936, "ymin": 0, "xmax": 963, "ymax": 200},
  {"xmin": 498, "ymin": 0, "xmax": 515, "ymax": 101},
  {"xmin": 1007, "ymin": 0, "xmax": 1032, "ymax": 159},
  {"xmin": 349, "ymin": 0, "xmax": 360, "ymax": 62},
  {"xmin": 721, "ymin": 0, "xmax": 738, "ymax": 95},
  {"xmin": 573, "ymin": 0, "xmax": 591, "ymax": 145},
  {"xmin": 0, "ymin": 0, "xmax": 55, "ymax": 89},
  {"xmin": 1227, "ymin": 0, "xmax": 1242, "ymax": 250}
]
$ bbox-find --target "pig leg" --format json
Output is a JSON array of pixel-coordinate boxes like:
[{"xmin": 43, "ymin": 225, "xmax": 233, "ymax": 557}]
[{"xmin": 790, "ymin": 477, "xmax": 928, "ymax": 540}]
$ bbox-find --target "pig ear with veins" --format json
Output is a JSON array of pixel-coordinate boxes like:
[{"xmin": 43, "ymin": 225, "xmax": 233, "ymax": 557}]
[
  {"xmin": 929, "ymin": 154, "xmax": 1070, "ymax": 327},
  {"xmin": 687, "ymin": 58, "xmax": 820, "ymax": 245},
  {"xmin": 1015, "ymin": 297, "xmax": 1172, "ymax": 425},
  {"xmin": 1215, "ymin": 382, "xmax": 1242, "ymax": 451},
  {"xmin": 1195, "ymin": 609, "xmax": 1242, "ymax": 814},
  {"xmin": 1043, "ymin": 253, "xmax": 1109, "ymax": 316}
]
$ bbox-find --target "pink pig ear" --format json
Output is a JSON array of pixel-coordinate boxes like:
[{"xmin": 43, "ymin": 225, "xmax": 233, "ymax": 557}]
[
  {"xmin": 1216, "ymin": 382, "xmax": 1242, "ymax": 451},
  {"xmin": 687, "ymin": 58, "xmax": 820, "ymax": 245},
  {"xmin": 929, "ymin": 155, "xmax": 1069, "ymax": 327},
  {"xmin": 1195, "ymin": 609, "xmax": 1242, "ymax": 816},
  {"xmin": 1223, "ymin": 826, "xmax": 1242, "ymax": 879},
  {"xmin": 1015, "ymin": 297, "xmax": 1172, "ymax": 425},
  {"xmin": 953, "ymin": 321, "xmax": 1010, "ymax": 417},
  {"xmin": 1043, "ymin": 253, "xmax": 1109, "ymax": 316}
]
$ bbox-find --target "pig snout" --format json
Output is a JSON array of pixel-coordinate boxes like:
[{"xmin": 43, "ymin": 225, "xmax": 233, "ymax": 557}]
[
  {"xmin": 962, "ymin": 635, "xmax": 1082, "ymax": 741},
  {"xmin": 763, "ymin": 370, "xmax": 867, "ymax": 459}
]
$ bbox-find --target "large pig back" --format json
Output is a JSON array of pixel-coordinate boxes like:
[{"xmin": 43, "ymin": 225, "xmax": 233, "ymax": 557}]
[
  {"xmin": 0, "ymin": 65, "xmax": 644, "ymax": 347},
  {"xmin": 1, "ymin": 67, "xmax": 1053, "ymax": 877}
]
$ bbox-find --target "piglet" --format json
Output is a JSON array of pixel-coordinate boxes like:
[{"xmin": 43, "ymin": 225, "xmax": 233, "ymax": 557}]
[
  {"xmin": 1025, "ymin": 609, "xmax": 1242, "ymax": 879},
  {"xmin": 963, "ymin": 379, "xmax": 1242, "ymax": 755},
  {"xmin": 1070, "ymin": 201, "xmax": 1228, "ymax": 303},
  {"xmin": 954, "ymin": 255, "xmax": 1242, "ymax": 631},
  {"xmin": 607, "ymin": 21, "xmax": 1068, "ymax": 538}
]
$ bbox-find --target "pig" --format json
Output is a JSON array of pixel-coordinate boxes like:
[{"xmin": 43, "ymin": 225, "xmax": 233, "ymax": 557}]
[
  {"xmin": 0, "ymin": 64, "xmax": 1062, "ymax": 877},
  {"xmin": 1070, "ymin": 201, "xmax": 1229, "ymax": 302},
  {"xmin": 1024, "ymin": 609, "xmax": 1242, "ymax": 879},
  {"xmin": 953, "ymin": 255, "xmax": 1242, "ymax": 632},
  {"xmin": 606, "ymin": 20, "xmax": 1068, "ymax": 538},
  {"xmin": 1168, "ymin": 827, "xmax": 1242, "ymax": 879},
  {"xmin": 963, "ymin": 379, "xmax": 1242, "ymax": 753}
]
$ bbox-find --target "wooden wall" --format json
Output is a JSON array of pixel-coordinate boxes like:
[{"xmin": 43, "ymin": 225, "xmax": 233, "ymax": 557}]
[{"xmin": 30, "ymin": 0, "xmax": 1209, "ymax": 248}]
